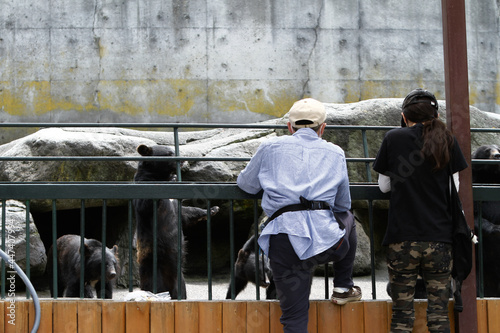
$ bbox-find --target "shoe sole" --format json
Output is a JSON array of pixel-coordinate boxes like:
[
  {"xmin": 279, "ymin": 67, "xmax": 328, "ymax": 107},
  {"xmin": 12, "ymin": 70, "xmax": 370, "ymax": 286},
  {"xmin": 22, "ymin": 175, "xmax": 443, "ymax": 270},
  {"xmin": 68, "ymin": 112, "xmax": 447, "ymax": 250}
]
[{"xmin": 331, "ymin": 295, "xmax": 362, "ymax": 305}]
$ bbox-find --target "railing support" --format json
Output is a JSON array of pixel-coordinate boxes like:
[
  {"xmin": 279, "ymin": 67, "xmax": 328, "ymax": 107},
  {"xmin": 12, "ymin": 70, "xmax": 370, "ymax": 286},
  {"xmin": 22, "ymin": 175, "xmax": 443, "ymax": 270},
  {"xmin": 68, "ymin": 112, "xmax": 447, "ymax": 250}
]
[{"xmin": 441, "ymin": 0, "xmax": 477, "ymax": 331}]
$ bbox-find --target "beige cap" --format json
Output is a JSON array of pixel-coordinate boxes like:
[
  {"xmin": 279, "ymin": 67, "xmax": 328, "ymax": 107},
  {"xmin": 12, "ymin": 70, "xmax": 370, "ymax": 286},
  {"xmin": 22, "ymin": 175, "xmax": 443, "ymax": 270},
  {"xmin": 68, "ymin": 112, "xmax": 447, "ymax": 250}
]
[{"xmin": 288, "ymin": 98, "xmax": 326, "ymax": 128}]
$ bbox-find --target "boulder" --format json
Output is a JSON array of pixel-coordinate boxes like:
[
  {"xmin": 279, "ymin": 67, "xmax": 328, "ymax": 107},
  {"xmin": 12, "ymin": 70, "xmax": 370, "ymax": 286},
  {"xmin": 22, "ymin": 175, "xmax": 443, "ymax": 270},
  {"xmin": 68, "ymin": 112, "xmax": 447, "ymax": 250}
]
[
  {"xmin": 0, "ymin": 200, "xmax": 47, "ymax": 281},
  {"xmin": 0, "ymin": 99, "xmax": 497, "ymax": 191}
]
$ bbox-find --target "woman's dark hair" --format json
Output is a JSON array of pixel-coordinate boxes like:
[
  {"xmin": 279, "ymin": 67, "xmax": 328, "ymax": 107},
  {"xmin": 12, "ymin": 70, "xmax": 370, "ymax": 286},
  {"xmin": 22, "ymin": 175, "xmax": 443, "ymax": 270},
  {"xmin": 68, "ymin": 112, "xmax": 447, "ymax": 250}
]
[{"xmin": 402, "ymin": 90, "xmax": 454, "ymax": 171}]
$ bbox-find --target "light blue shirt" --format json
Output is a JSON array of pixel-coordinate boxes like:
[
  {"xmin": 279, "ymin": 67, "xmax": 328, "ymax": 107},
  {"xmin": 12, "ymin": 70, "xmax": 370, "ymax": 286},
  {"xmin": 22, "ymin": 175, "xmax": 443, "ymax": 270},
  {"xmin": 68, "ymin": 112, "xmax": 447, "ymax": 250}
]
[{"xmin": 237, "ymin": 128, "xmax": 350, "ymax": 260}]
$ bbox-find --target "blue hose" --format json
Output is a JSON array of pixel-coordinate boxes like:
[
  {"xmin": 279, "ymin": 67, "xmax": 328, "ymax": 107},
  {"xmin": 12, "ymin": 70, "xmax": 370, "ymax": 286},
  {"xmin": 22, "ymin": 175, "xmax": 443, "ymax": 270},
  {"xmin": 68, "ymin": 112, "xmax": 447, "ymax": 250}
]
[{"xmin": 0, "ymin": 249, "xmax": 40, "ymax": 332}]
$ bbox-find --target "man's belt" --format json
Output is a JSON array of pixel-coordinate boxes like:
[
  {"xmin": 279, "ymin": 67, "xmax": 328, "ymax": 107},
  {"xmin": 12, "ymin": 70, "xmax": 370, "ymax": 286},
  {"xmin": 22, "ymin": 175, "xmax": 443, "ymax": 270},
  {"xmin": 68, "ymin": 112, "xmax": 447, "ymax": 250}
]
[{"xmin": 261, "ymin": 196, "xmax": 336, "ymax": 230}]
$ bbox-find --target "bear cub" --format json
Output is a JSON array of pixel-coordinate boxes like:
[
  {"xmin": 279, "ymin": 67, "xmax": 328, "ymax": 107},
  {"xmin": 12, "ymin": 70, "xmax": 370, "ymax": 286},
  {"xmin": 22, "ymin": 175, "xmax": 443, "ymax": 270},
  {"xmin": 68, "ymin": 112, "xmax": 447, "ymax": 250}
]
[
  {"xmin": 226, "ymin": 234, "xmax": 276, "ymax": 299},
  {"xmin": 134, "ymin": 144, "xmax": 219, "ymax": 299},
  {"xmin": 46, "ymin": 234, "xmax": 119, "ymax": 298}
]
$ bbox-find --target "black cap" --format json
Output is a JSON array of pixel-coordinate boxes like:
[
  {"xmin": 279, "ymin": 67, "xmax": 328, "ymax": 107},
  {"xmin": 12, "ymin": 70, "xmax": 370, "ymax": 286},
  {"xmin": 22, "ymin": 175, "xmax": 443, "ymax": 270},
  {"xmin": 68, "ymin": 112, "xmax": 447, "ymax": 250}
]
[
  {"xmin": 402, "ymin": 89, "xmax": 438, "ymax": 110},
  {"xmin": 401, "ymin": 89, "xmax": 438, "ymax": 127}
]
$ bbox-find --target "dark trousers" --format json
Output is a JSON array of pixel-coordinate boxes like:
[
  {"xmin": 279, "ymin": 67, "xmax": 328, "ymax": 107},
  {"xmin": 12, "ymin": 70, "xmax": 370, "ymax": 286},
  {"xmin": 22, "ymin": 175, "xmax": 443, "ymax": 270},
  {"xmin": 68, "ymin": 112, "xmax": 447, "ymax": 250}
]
[{"xmin": 268, "ymin": 213, "xmax": 357, "ymax": 333}]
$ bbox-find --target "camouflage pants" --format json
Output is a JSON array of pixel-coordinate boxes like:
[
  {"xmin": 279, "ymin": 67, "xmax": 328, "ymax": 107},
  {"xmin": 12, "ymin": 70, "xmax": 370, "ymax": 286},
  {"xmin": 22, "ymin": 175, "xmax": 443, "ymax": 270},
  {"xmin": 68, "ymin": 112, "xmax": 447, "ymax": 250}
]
[{"xmin": 387, "ymin": 241, "xmax": 453, "ymax": 333}]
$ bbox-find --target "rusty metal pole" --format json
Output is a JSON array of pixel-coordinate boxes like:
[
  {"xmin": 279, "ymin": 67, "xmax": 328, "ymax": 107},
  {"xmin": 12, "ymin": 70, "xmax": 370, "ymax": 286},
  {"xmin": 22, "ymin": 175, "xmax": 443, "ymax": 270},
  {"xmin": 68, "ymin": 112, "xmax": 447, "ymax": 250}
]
[{"xmin": 441, "ymin": 0, "xmax": 478, "ymax": 332}]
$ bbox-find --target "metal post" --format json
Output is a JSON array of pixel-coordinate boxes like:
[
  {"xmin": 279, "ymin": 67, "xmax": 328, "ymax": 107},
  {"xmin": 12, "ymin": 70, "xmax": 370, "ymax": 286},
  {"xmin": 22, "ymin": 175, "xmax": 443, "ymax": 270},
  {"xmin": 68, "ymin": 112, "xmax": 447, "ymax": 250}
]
[{"xmin": 441, "ymin": 0, "xmax": 477, "ymax": 331}]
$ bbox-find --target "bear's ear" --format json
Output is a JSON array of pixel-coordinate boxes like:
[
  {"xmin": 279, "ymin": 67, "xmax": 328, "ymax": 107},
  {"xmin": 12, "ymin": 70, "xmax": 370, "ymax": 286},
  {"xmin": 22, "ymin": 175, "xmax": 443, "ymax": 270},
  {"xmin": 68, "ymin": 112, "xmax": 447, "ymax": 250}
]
[
  {"xmin": 83, "ymin": 243, "xmax": 92, "ymax": 257},
  {"xmin": 112, "ymin": 245, "xmax": 119, "ymax": 256},
  {"xmin": 137, "ymin": 145, "xmax": 153, "ymax": 156}
]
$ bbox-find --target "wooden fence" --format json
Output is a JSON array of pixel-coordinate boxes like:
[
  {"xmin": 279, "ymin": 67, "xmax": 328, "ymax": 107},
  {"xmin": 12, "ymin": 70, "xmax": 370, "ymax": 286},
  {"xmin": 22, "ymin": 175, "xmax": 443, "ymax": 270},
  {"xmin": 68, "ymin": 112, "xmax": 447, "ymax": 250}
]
[{"xmin": 1, "ymin": 299, "xmax": 499, "ymax": 333}]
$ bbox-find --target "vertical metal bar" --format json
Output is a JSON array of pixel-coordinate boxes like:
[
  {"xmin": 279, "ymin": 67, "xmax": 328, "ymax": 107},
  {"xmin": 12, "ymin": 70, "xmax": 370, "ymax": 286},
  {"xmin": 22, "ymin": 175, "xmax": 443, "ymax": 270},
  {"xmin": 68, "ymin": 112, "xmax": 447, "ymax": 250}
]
[
  {"xmin": 174, "ymin": 127, "xmax": 182, "ymax": 181},
  {"xmin": 368, "ymin": 200, "xmax": 376, "ymax": 299},
  {"xmin": 177, "ymin": 199, "xmax": 182, "ymax": 299},
  {"xmin": 80, "ymin": 200, "xmax": 86, "ymax": 298},
  {"xmin": 25, "ymin": 200, "xmax": 30, "ymax": 299},
  {"xmin": 174, "ymin": 127, "xmax": 183, "ymax": 298},
  {"xmin": 52, "ymin": 200, "xmax": 58, "ymax": 299},
  {"xmin": 153, "ymin": 200, "xmax": 158, "ymax": 294},
  {"xmin": 253, "ymin": 200, "xmax": 260, "ymax": 300},
  {"xmin": 477, "ymin": 202, "xmax": 484, "ymax": 298},
  {"xmin": 207, "ymin": 200, "xmax": 213, "ymax": 300},
  {"xmin": 101, "ymin": 199, "xmax": 107, "ymax": 298},
  {"xmin": 324, "ymin": 264, "xmax": 329, "ymax": 299},
  {"xmin": 441, "ymin": 0, "xmax": 477, "ymax": 330},
  {"xmin": 229, "ymin": 200, "xmax": 235, "ymax": 299},
  {"xmin": 128, "ymin": 200, "xmax": 134, "ymax": 292},
  {"xmin": 1, "ymin": 199, "xmax": 5, "ymax": 299},
  {"xmin": 362, "ymin": 129, "xmax": 372, "ymax": 182}
]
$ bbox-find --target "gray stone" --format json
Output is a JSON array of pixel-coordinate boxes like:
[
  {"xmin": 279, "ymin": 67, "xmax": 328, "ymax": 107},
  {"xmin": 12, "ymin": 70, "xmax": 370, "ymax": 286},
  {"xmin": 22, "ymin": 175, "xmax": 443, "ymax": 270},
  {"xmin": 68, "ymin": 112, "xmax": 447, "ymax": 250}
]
[{"xmin": 0, "ymin": 200, "xmax": 47, "ymax": 279}]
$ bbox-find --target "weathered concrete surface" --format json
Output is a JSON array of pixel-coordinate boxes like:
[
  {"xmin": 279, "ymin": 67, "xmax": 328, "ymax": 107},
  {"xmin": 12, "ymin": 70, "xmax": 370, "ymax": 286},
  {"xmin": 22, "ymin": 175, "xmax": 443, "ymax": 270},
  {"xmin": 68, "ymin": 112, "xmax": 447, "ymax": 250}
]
[{"xmin": 0, "ymin": 0, "xmax": 499, "ymax": 145}]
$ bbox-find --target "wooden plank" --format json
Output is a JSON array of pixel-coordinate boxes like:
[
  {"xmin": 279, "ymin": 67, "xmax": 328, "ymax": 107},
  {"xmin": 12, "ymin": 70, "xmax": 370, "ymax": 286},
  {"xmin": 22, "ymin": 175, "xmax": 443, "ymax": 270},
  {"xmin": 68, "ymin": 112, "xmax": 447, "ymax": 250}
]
[
  {"xmin": 78, "ymin": 301, "xmax": 102, "ymax": 333},
  {"xmin": 7, "ymin": 298, "xmax": 498, "ymax": 333},
  {"xmin": 0, "ymin": 301, "xmax": 4, "ymax": 332},
  {"xmin": 223, "ymin": 301, "xmax": 247, "ymax": 333},
  {"xmin": 102, "ymin": 301, "xmax": 125, "ymax": 333},
  {"xmin": 151, "ymin": 302, "xmax": 175, "ymax": 333},
  {"xmin": 448, "ymin": 301, "xmax": 455, "ymax": 333},
  {"xmin": 363, "ymin": 300, "xmax": 388, "ymax": 333},
  {"xmin": 487, "ymin": 299, "xmax": 500, "ymax": 332},
  {"xmin": 4, "ymin": 300, "xmax": 29, "ymax": 333},
  {"xmin": 38, "ymin": 300, "xmax": 54, "ymax": 333},
  {"xmin": 269, "ymin": 301, "xmax": 282, "ymax": 333},
  {"xmin": 198, "ymin": 301, "xmax": 222, "ymax": 333},
  {"xmin": 53, "ymin": 301, "xmax": 78, "ymax": 333},
  {"xmin": 247, "ymin": 301, "xmax": 269, "ymax": 333},
  {"xmin": 413, "ymin": 301, "xmax": 429, "ymax": 333},
  {"xmin": 476, "ymin": 299, "xmax": 488, "ymax": 333},
  {"xmin": 174, "ymin": 302, "xmax": 198, "ymax": 333},
  {"xmin": 126, "ymin": 302, "xmax": 151, "ymax": 333},
  {"xmin": 28, "ymin": 299, "xmax": 53, "ymax": 333},
  {"xmin": 340, "ymin": 301, "xmax": 364, "ymax": 332},
  {"xmin": 307, "ymin": 301, "xmax": 317, "ymax": 333},
  {"xmin": 316, "ymin": 300, "xmax": 341, "ymax": 333},
  {"xmin": 387, "ymin": 301, "xmax": 393, "ymax": 332},
  {"xmin": 4, "ymin": 300, "xmax": 16, "ymax": 333}
]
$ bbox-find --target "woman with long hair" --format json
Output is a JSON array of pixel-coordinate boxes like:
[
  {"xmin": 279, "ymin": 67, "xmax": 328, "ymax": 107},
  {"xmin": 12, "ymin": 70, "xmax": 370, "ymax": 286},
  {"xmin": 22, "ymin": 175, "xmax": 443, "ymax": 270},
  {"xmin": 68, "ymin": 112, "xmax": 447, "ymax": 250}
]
[{"xmin": 373, "ymin": 89, "xmax": 468, "ymax": 333}]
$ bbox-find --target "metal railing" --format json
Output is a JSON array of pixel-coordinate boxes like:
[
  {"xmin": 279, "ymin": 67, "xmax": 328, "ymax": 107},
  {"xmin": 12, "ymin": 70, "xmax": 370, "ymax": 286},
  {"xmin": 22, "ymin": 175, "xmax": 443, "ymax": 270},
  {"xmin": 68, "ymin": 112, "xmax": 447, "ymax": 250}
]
[{"xmin": 0, "ymin": 123, "xmax": 497, "ymax": 303}]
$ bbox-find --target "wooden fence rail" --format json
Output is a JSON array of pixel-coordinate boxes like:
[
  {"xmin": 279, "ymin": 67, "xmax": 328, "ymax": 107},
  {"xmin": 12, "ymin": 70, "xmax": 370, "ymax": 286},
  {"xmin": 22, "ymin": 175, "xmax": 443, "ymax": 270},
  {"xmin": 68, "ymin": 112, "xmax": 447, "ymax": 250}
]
[{"xmin": 1, "ymin": 299, "xmax": 498, "ymax": 333}]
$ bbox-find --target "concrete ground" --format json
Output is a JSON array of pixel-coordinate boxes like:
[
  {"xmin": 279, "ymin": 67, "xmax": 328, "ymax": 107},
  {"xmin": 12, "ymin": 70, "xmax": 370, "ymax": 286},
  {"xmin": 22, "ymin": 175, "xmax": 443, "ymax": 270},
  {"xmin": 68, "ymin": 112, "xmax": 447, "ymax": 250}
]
[
  {"xmin": 31, "ymin": 269, "xmax": 390, "ymax": 301},
  {"xmin": 109, "ymin": 269, "xmax": 391, "ymax": 301}
]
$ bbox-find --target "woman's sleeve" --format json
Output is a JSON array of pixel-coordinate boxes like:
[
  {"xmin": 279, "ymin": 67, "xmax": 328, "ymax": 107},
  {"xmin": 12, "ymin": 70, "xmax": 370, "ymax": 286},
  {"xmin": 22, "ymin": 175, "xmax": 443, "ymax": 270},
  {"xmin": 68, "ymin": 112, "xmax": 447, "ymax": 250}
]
[{"xmin": 378, "ymin": 173, "xmax": 391, "ymax": 193}]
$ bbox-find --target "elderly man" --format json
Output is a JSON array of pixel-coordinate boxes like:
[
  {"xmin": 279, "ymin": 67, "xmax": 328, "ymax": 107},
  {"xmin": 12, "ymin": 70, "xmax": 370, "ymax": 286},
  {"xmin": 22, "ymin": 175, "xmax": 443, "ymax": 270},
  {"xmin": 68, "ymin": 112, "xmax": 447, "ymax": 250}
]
[{"xmin": 237, "ymin": 98, "xmax": 361, "ymax": 333}]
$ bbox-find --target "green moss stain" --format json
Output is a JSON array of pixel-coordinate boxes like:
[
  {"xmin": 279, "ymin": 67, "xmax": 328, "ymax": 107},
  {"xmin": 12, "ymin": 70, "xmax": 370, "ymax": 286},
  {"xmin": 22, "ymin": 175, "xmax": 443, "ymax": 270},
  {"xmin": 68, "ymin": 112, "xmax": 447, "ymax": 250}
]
[
  {"xmin": 209, "ymin": 81, "xmax": 296, "ymax": 118},
  {"xmin": 2, "ymin": 79, "xmax": 498, "ymax": 119},
  {"xmin": 98, "ymin": 79, "xmax": 206, "ymax": 116},
  {"xmin": 1, "ymin": 79, "xmax": 206, "ymax": 117}
]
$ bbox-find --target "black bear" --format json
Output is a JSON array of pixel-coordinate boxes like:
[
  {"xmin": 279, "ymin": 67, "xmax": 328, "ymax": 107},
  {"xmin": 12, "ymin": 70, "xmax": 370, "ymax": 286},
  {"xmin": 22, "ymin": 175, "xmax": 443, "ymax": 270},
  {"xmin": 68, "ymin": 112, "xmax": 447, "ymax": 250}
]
[
  {"xmin": 133, "ymin": 144, "xmax": 219, "ymax": 299},
  {"xmin": 472, "ymin": 144, "xmax": 500, "ymax": 296},
  {"xmin": 225, "ymin": 234, "xmax": 276, "ymax": 299},
  {"xmin": 46, "ymin": 234, "xmax": 119, "ymax": 298}
]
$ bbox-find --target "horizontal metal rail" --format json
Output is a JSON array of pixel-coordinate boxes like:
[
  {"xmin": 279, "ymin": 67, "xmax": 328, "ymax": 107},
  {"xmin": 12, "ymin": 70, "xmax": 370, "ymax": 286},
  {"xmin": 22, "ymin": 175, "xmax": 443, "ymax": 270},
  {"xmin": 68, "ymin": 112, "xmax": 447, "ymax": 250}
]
[
  {"xmin": 0, "ymin": 121, "xmax": 495, "ymax": 132},
  {"xmin": 0, "ymin": 183, "xmax": 390, "ymax": 200}
]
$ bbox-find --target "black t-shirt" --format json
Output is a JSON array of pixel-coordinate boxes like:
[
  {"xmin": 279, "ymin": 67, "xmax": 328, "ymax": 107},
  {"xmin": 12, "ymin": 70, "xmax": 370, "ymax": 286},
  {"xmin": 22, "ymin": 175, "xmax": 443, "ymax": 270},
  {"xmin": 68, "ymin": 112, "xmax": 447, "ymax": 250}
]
[{"xmin": 373, "ymin": 123, "xmax": 468, "ymax": 245}]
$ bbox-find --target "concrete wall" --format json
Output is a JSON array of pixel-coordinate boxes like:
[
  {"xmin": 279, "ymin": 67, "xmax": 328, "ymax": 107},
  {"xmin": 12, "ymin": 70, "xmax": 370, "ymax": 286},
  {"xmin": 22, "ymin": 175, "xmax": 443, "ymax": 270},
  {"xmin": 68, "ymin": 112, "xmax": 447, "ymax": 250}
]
[{"xmin": 0, "ymin": 0, "xmax": 498, "ymax": 129}]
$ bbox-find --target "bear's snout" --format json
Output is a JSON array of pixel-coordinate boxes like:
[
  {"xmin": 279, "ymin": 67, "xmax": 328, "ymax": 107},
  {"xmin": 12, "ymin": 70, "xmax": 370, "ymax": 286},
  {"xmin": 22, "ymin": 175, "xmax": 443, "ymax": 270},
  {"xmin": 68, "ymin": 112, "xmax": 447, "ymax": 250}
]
[{"xmin": 107, "ymin": 266, "xmax": 117, "ymax": 280}]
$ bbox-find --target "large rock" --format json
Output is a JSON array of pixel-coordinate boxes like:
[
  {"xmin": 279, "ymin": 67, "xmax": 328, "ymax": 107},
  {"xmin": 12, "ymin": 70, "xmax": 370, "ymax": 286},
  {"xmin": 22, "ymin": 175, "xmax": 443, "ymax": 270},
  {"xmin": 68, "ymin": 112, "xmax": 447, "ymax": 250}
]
[
  {"xmin": 0, "ymin": 200, "xmax": 47, "ymax": 280},
  {"xmin": 0, "ymin": 98, "xmax": 497, "ymax": 279},
  {"xmin": 0, "ymin": 99, "xmax": 497, "ymax": 191}
]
